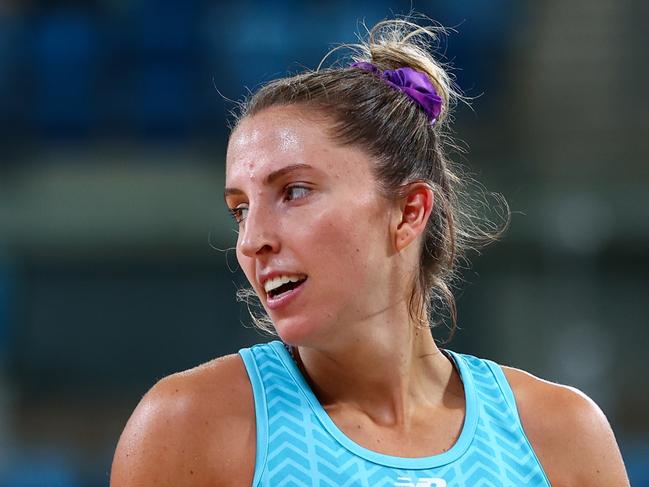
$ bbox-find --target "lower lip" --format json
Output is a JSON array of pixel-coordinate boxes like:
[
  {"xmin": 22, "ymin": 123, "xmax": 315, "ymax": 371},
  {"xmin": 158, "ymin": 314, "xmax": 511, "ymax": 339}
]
[{"xmin": 266, "ymin": 279, "xmax": 307, "ymax": 311}]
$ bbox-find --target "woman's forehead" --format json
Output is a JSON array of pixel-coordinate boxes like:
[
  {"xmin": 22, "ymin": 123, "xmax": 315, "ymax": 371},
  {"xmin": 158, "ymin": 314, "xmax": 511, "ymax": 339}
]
[
  {"xmin": 228, "ymin": 107, "xmax": 322, "ymax": 156},
  {"xmin": 227, "ymin": 127, "xmax": 305, "ymax": 175},
  {"xmin": 226, "ymin": 108, "xmax": 370, "ymax": 185},
  {"xmin": 226, "ymin": 124, "xmax": 317, "ymax": 184}
]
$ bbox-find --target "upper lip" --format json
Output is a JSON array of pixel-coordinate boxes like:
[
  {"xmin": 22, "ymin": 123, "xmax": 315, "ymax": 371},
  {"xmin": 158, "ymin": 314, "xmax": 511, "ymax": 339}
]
[{"xmin": 257, "ymin": 270, "xmax": 308, "ymax": 291}]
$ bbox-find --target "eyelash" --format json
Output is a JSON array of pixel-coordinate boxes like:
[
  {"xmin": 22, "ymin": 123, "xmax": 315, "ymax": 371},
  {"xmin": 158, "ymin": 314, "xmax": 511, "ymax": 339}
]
[
  {"xmin": 227, "ymin": 207, "xmax": 245, "ymax": 224},
  {"xmin": 228, "ymin": 184, "xmax": 311, "ymax": 224},
  {"xmin": 285, "ymin": 185, "xmax": 310, "ymax": 202}
]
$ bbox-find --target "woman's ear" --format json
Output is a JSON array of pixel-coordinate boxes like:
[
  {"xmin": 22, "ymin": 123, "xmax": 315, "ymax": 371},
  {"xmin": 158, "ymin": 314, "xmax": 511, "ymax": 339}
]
[{"xmin": 394, "ymin": 182, "xmax": 435, "ymax": 252}]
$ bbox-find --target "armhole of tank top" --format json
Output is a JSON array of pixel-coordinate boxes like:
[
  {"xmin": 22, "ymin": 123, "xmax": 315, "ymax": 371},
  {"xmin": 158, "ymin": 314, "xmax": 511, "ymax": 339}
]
[
  {"xmin": 484, "ymin": 359, "xmax": 552, "ymax": 486},
  {"xmin": 238, "ymin": 348, "xmax": 269, "ymax": 487}
]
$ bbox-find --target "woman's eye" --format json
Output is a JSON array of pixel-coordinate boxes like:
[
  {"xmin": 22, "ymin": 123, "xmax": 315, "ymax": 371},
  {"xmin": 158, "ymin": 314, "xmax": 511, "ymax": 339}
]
[
  {"xmin": 228, "ymin": 206, "xmax": 248, "ymax": 224},
  {"xmin": 285, "ymin": 185, "xmax": 311, "ymax": 201}
]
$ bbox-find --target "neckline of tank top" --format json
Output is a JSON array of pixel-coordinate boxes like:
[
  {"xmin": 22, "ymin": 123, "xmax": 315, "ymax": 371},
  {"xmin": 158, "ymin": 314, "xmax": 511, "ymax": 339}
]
[{"xmin": 274, "ymin": 340, "xmax": 478, "ymax": 469}]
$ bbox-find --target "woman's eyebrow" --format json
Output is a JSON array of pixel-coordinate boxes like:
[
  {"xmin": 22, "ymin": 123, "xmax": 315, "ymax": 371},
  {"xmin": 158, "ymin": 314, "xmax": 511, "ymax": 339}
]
[
  {"xmin": 264, "ymin": 163, "xmax": 315, "ymax": 185},
  {"xmin": 224, "ymin": 163, "xmax": 315, "ymax": 199}
]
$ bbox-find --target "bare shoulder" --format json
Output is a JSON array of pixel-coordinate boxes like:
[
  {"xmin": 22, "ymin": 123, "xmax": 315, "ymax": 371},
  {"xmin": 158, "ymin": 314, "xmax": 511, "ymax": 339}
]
[
  {"xmin": 501, "ymin": 365, "xmax": 630, "ymax": 487},
  {"xmin": 110, "ymin": 353, "xmax": 256, "ymax": 487}
]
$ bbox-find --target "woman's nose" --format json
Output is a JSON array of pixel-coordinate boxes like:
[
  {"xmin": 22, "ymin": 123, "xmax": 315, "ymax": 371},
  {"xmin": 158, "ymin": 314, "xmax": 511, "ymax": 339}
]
[{"xmin": 237, "ymin": 205, "xmax": 280, "ymax": 257}]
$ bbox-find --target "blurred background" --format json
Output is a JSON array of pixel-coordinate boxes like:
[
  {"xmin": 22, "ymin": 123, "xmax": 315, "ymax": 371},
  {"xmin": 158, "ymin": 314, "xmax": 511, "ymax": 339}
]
[{"xmin": 0, "ymin": 0, "xmax": 647, "ymax": 485}]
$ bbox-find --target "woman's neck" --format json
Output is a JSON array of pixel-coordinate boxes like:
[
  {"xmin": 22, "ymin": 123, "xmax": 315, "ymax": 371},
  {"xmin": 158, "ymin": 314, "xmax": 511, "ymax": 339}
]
[{"xmin": 288, "ymin": 325, "xmax": 459, "ymax": 428}]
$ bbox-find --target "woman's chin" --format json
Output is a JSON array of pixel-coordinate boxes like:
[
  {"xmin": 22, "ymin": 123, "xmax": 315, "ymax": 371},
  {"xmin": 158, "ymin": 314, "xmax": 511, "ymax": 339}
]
[{"xmin": 274, "ymin": 318, "xmax": 322, "ymax": 346}]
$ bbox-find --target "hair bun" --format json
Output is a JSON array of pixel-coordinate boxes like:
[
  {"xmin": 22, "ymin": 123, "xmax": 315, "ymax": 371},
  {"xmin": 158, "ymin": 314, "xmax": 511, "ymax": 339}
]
[{"xmin": 346, "ymin": 18, "xmax": 463, "ymax": 125}]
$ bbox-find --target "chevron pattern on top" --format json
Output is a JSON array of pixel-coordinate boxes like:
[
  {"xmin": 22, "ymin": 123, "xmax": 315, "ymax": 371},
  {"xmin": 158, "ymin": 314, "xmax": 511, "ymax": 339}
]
[{"xmin": 239, "ymin": 342, "xmax": 550, "ymax": 487}]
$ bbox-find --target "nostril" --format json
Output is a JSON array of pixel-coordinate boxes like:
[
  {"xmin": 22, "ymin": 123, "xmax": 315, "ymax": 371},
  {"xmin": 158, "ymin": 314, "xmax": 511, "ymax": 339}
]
[{"xmin": 256, "ymin": 243, "xmax": 275, "ymax": 254}]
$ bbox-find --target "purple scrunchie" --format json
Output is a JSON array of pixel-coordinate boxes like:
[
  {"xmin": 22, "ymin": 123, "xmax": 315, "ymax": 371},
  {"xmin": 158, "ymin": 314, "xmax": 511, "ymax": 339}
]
[{"xmin": 350, "ymin": 61, "xmax": 443, "ymax": 125}]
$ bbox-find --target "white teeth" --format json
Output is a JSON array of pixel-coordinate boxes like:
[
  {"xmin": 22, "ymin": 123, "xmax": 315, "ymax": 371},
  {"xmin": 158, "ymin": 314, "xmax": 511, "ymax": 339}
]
[{"xmin": 264, "ymin": 275, "xmax": 306, "ymax": 294}]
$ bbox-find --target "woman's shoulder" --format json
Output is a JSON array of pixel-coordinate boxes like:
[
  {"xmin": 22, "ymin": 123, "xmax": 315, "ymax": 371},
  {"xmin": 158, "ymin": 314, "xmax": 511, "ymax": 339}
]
[
  {"xmin": 500, "ymin": 364, "xmax": 629, "ymax": 486},
  {"xmin": 110, "ymin": 353, "xmax": 256, "ymax": 487}
]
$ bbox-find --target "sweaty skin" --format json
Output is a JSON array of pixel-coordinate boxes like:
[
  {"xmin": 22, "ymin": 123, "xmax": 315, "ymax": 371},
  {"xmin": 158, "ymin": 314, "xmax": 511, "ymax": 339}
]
[{"xmin": 110, "ymin": 106, "xmax": 630, "ymax": 487}]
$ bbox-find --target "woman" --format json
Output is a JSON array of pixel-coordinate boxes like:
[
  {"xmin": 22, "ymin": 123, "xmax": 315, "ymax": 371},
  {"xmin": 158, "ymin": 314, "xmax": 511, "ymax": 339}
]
[{"xmin": 110, "ymin": 19, "xmax": 630, "ymax": 486}]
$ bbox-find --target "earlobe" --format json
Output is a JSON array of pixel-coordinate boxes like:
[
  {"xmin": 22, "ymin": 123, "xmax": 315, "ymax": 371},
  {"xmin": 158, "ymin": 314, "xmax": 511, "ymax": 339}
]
[{"xmin": 394, "ymin": 183, "xmax": 434, "ymax": 252}]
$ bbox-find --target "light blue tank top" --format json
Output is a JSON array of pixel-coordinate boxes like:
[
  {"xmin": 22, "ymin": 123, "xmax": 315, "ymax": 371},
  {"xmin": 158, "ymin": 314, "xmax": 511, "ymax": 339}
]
[{"xmin": 238, "ymin": 340, "xmax": 550, "ymax": 487}]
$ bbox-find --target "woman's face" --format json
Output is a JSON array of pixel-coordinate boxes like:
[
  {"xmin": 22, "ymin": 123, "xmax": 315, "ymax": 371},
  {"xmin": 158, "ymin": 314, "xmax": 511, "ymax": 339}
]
[{"xmin": 225, "ymin": 106, "xmax": 402, "ymax": 346}]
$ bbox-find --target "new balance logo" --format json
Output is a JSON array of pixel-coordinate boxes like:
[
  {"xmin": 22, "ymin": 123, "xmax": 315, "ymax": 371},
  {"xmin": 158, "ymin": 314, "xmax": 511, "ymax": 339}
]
[{"xmin": 394, "ymin": 477, "xmax": 447, "ymax": 487}]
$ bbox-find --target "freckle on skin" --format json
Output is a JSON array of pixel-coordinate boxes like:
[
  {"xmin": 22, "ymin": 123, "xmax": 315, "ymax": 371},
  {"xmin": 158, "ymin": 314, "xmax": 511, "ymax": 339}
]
[{"xmin": 190, "ymin": 470, "xmax": 194, "ymax": 475}]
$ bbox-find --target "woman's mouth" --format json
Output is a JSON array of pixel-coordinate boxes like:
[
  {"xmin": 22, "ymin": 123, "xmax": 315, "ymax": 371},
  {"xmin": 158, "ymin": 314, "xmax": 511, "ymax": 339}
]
[{"xmin": 266, "ymin": 277, "xmax": 307, "ymax": 310}]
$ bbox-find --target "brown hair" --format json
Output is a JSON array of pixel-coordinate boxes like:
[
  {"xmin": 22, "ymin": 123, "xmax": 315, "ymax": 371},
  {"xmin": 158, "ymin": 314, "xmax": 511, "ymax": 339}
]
[{"xmin": 230, "ymin": 17, "xmax": 509, "ymax": 343}]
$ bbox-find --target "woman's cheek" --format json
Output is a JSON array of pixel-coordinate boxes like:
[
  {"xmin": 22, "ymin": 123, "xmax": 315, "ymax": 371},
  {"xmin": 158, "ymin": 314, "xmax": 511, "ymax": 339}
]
[
  {"xmin": 316, "ymin": 220, "xmax": 370, "ymax": 280},
  {"xmin": 307, "ymin": 205, "xmax": 355, "ymax": 247}
]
